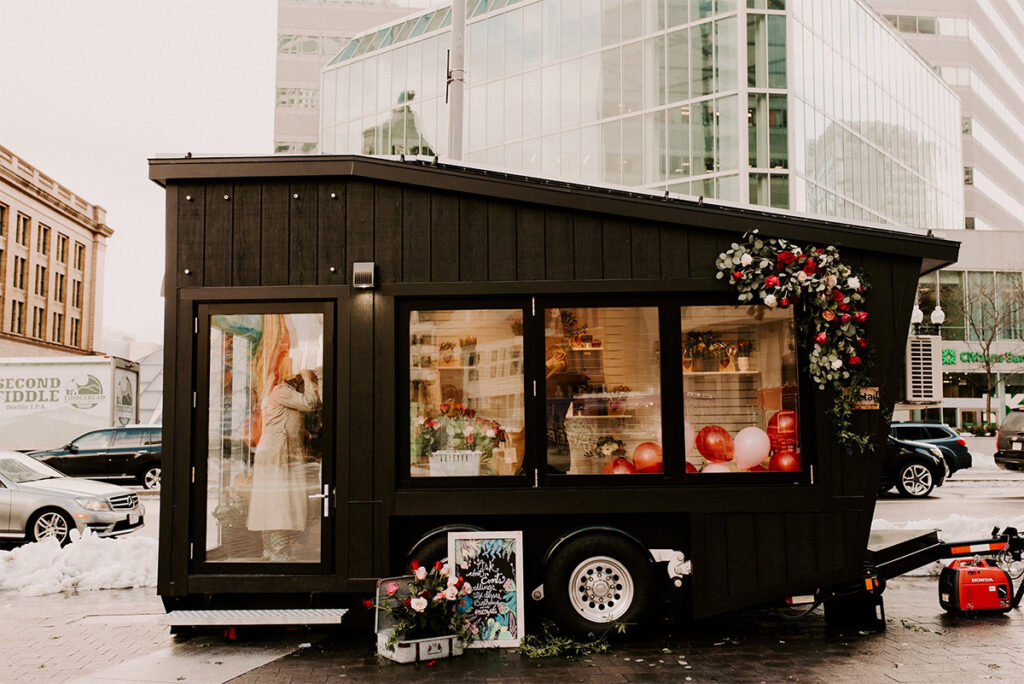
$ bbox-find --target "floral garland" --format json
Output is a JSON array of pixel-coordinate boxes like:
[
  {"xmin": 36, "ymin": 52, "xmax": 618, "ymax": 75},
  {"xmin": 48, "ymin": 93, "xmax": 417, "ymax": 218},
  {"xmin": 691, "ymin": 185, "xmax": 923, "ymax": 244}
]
[{"xmin": 715, "ymin": 231, "xmax": 874, "ymax": 454}]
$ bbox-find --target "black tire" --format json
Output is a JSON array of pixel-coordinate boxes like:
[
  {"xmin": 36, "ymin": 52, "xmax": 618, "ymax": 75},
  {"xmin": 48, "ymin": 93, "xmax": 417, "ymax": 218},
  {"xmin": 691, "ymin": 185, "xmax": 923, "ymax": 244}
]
[
  {"xmin": 545, "ymin": 534, "xmax": 655, "ymax": 636},
  {"xmin": 139, "ymin": 464, "xmax": 161, "ymax": 490},
  {"xmin": 895, "ymin": 460, "xmax": 935, "ymax": 498},
  {"xmin": 28, "ymin": 509, "xmax": 76, "ymax": 546}
]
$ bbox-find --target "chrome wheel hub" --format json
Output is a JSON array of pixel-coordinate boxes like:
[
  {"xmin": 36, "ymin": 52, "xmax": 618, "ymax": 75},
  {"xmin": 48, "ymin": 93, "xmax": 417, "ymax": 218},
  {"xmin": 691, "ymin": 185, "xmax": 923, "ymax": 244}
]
[
  {"xmin": 902, "ymin": 464, "xmax": 932, "ymax": 496},
  {"xmin": 34, "ymin": 512, "xmax": 69, "ymax": 542},
  {"xmin": 568, "ymin": 556, "xmax": 634, "ymax": 623}
]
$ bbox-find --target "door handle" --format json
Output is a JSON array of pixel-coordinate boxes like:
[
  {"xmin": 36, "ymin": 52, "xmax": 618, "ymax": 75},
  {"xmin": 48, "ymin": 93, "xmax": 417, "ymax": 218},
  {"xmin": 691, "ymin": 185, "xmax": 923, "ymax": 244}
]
[{"xmin": 308, "ymin": 484, "xmax": 330, "ymax": 517}]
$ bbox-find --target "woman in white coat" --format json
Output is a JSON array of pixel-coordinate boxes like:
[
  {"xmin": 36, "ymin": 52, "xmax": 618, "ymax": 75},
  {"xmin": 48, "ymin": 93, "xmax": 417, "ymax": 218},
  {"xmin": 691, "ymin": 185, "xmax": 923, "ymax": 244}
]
[{"xmin": 247, "ymin": 368, "xmax": 321, "ymax": 561}]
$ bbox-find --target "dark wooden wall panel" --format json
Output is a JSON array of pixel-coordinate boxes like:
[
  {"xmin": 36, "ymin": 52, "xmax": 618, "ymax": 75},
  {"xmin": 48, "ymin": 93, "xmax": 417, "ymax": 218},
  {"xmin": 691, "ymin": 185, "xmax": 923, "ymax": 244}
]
[
  {"xmin": 755, "ymin": 513, "xmax": 787, "ymax": 591},
  {"xmin": 487, "ymin": 203, "xmax": 517, "ymax": 281},
  {"xmin": 703, "ymin": 515, "xmax": 729, "ymax": 602},
  {"xmin": 660, "ymin": 225, "xmax": 689, "ymax": 279},
  {"xmin": 459, "ymin": 197, "xmax": 488, "ymax": 281},
  {"xmin": 544, "ymin": 210, "xmax": 573, "ymax": 280},
  {"xmin": 288, "ymin": 181, "xmax": 318, "ymax": 285},
  {"xmin": 374, "ymin": 184, "xmax": 402, "ymax": 284},
  {"xmin": 785, "ymin": 513, "xmax": 818, "ymax": 583},
  {"xmin": 317, "ymin": 183, "xmax": 347, "ymax": 285},
  {"xmin": 402, "ymin": 189, "xmax": 431, "ymax": 282},
  {"xmin": 260, "ymin": 182, "xmax": 290, "ymax": 286},
  {"xmin": 177, "ymin": 184, "xmax": 206, "ymax": 287},
  {"xmin": 430, "ymin": 193, "xmax": 459, "ymax": 281},
  {"xmin": 203, "ymin": 183, "xmax": 232, "ymax": 287},
  {"xmin": 725, "ymin": 514, "xmax": 757, "ymax": 596},
  {"xmin": 233, "ymin": 183, "xmax": 262, "ymax": 286},
  {"xmin": 602, "ymin": 219, "xmax": 631, "ymax": 279},
  {"xmin": 687, "ymin": 231, "xmax": 720, "ymax": 280},
  {"xmin": 516, "ymin": 206, "xmax": 545, "ymax": 280},
  {"xmin": 631, "ymin": 222, "xmax": 661, "ymax": 278},
  {"xmin": 573, "ymin": 215, "xmax": 603, "ymax": 280}
]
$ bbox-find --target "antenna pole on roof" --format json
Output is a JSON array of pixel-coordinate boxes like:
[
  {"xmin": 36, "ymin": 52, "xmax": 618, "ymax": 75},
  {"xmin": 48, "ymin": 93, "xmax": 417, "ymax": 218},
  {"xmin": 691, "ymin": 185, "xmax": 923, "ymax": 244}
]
[{"xmin": 447, "ymin": 0, "xmax": 466, "ymax": 161}]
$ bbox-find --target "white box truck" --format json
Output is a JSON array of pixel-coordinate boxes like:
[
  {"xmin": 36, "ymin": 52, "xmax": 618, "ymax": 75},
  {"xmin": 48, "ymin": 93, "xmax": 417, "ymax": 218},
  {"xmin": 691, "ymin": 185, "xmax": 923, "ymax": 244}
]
[{"xmin": 0, "ymin": 356, "xmax": 140, "ymax": 451}]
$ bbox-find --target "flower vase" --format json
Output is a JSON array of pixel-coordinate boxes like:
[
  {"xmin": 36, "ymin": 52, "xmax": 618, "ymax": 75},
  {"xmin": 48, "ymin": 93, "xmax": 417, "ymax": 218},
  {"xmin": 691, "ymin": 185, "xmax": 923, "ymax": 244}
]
[
  {"xmin": 719, "ymin": 356, "xmax": 736, "ymax": 372},
  {"xmin": 737, "ymin": 357, "xmax": 750, "ymax": 372},
  {"xmin": 377, "ymin": 629, "xmax": 465, "ymax": 663}
]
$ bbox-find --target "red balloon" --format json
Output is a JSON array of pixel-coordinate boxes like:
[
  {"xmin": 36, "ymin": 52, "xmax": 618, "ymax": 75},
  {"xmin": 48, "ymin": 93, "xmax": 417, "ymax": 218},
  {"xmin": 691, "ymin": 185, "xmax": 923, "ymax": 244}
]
[
  {"xmin": 769, "ymin": 449, "xmax": 801, "ymax": 472},
  {"xmin": 632, "ymin": 442, "xmax": 663, "ymax": 474},
  {"xmin": 747, "ymin": 465, "xmax": 768, "ymax": 472},
  {"xmin": 696, "ymin": 425, "xmax": 734, "ymax": 462},
  {"xmin": 602, "ymin": 458, "xmax": 637, "ymax": 474},
  {"xmin": 685, "ymin": 462, "xmax": 698, "ymax": 473},
  {"xmin": 767, "ymin": 410, "xmax": 799, "ymax": 450}
]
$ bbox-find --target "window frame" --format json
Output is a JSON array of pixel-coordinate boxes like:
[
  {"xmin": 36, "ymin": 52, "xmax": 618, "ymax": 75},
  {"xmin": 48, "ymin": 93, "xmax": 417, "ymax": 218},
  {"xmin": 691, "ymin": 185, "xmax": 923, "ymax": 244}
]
[{"xmin": 396, "ymin": 292, "xmax": 818, "ymax": 489}]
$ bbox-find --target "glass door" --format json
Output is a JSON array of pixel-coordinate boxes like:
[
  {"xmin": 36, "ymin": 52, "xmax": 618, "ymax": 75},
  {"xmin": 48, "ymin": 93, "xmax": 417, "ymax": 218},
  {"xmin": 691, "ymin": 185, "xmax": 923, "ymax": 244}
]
[{"xmin": 196, "ymin": 305, "xmax": 333, "ymax": 570}]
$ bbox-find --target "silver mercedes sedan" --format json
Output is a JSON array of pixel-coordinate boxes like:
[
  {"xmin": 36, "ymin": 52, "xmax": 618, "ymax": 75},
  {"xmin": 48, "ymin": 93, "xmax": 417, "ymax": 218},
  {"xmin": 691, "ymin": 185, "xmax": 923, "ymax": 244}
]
[{"xmin": 0, "ymin": 450, "xmax": 145, "ymax": 545}]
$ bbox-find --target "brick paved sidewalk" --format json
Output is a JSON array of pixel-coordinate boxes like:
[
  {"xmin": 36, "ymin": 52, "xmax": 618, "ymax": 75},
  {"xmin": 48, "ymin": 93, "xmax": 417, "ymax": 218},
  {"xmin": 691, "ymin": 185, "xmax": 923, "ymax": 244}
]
[{"xmin": 229, "ymin": 578, "xmax": 1024, "ymax": 683}]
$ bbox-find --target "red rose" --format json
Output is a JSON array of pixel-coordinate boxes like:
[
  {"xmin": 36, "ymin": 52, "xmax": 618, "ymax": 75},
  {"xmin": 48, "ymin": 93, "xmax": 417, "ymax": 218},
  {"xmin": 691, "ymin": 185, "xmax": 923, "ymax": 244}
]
[
  {"xmin": 467, "ymin": 408, "xmax": 476, "ymax": 418},
  {"xmin": 403, "ymin": 598, "xmax": 412, "ymax": 607},
  {"xmin": 841, "ymin": 313, "xmax": 852, "ymax": 323},
  {"xmin": 854, "ymin": 311, "xmax": 868, "ymax": 323},
  {"xmin": 779, "ymin": 298, "xmax": 790, "ymax": 307},
  {"xmin": 815, "ymin": 332, "xmax": 827, "ymax": 345},
  {"xmin": 439, "ymin": 403, "xmax": 449, "ymax": 413},
  {"xmin": 456, "ymin": 577, "xmax": 465, "ymax": 588},
  {"xmin": 832, "ymin": 289, "xmax": 845, "ymax": 302},
  {"xmin": 839, "ymin": 303, "xmax": 850, "ymax": 312},
  {"xmin": 858, "ymin": 338, "xmax": 868, "ymax": 348},
  {"xmin": 733, "ymin": 271, "xmax": 743, "ymax": 280},
  {"xmin": 435, "ymin": 560, "xmax": 443, "ymax": 571},
  {"xmin": 849, "ymin": 355, "xmax": 862, "ymax": 365},
  {"xmin": 410, "ymin": 560, "xmax": 420, "ymax": 571},
  {"xmin": 765, "ymin": 275, "xmax": 780, "ymax": 287},
  {"xmin": 803, "ymin": 260, "xmax": 816, "ymax": 274},
  {"xmin": 362, "ymin": 599, "xmax": 373, "ymax": 609}
]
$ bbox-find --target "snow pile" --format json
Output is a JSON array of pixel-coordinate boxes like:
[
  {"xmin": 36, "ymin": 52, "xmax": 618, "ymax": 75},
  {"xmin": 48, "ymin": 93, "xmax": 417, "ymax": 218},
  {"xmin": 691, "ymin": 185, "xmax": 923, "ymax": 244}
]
[
  {"xmin": 0, "ymin": 531, "xmax": 157, "ymax": 595},
  {"xmin": 872, "ymin": 513, "xmax": 1024, "ymax": 576}
]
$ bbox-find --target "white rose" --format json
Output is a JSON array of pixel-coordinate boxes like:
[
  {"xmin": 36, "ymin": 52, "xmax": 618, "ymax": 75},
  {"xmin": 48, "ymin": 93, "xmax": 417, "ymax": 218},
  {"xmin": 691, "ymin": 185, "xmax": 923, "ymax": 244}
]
[
  {"xmin": 826, "ymin": 274, "xmax": 838, "ymax": 288},
  {"xmin": 831, "ymin": 359, "xmax": 843, "ymax": 370},
  {"xmin": 463, "ymin": 424, "xmax": 476, "ymax": 435},
  {"xmin": 847, "ymin": 276, "xmax": 860, "ymax": 290},
  {"xmin": 444, "ymin": 586, "xmax": 458, "ymax": 601},
  {"xmin": 740, "ymin": 253, "xmax": 753, "ymax": 266},
  {"xmin": 410, "ymin": 597, "xmax": 428, "ymax": 612},
  {"xmin": 461, "ymin": 582, "xmax": 472, "ymax": 595},
  {"xmin": 415, "ymin": 566, "xmax": 427, "ymax": 581},
  {"xmin": 797, "ymin": 271, "xmax": 808, "ymax": 283},
  {"xmin": 486, "ymin": 428, "xmax": 496, "ymax": 438},
  {"xmin": 764, "ymin": 294, "xmax": 777, "ymax": 308},
  {"xmin": 441, "ymin": 563, "xmax": 449, "ymax": 577}
]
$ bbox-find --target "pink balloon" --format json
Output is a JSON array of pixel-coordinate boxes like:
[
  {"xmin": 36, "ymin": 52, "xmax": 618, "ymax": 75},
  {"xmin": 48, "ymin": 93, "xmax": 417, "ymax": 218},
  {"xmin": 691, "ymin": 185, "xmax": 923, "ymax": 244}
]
[
  {"xmin": 733, "ymin": 427, "xmax": 771, "ymax": 470},
  {"xmin": 684, "ymin": 420, "xmax": 696, "ymax": 457},
  {"xmin": 701, "ymin": 462, "xmax": 732, "ymax": 474}
]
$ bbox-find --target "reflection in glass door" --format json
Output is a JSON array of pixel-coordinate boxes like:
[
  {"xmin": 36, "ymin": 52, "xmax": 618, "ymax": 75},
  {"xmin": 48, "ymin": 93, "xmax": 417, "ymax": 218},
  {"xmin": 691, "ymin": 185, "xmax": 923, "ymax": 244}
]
[{"xmin": 206, "ymin": 312, "xmax": 325, "ymax": 564}]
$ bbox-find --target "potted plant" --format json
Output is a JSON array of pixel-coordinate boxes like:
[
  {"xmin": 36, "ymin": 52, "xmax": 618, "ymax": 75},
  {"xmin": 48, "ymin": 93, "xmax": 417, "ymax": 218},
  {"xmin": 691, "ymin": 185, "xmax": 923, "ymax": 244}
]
[
  {"xmin": 369, "ymin": 561, "xmax": 476, "ymax": 663},
  {"xmin": 415, "ymin": 403, "xmax": 507, "ymax": 476},
  {"xmin": 736, "ymin": 341, "xmax": 753, "ymax": 371}
]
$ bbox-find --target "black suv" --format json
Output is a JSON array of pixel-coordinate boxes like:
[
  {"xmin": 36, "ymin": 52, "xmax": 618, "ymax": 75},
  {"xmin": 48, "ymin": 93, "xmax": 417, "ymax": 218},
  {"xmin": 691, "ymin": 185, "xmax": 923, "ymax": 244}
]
[
  {"xmin": 889, "ymin": 421, "xmax": 972, "ymax": 475},
  {"xmin": 30, "ymin": 426, "xmax": 162, "ymax": 490},
  {"xmin": 880, "ymin": 435, "xmax": 947, "ymax": 497},
  {"xmin": 995, "ymin": 409, "xmax": 1024, "ymax": 472}
]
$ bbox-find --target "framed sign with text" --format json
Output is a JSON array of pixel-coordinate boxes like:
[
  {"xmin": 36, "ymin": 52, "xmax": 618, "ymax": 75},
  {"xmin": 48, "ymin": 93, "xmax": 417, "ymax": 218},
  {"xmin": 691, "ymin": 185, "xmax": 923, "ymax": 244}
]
[{"xmin": 447, "ymin": 531, "xmax": 525, "ymax": 648}]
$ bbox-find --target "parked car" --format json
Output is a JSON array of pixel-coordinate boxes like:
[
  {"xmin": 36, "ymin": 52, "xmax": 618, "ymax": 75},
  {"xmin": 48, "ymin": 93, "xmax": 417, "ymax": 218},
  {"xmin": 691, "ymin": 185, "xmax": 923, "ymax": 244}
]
[
  {"xmin": 0, "ymin": 450, "xmax": 144, "ymax": 545},
  {"xmin": 29, "ymin": 425, "xmax": 162, "ymax": 490},
  {"xmin": 880, "ymin": 435, "xmax": 947, "ymax": 498},
  {"xmin": 889, "ymin": 421, "xmax": 972, "ymax": 475},
  {"xmin": 995, "ymin": 408, "xmax": 1024, "ymax": 472}
]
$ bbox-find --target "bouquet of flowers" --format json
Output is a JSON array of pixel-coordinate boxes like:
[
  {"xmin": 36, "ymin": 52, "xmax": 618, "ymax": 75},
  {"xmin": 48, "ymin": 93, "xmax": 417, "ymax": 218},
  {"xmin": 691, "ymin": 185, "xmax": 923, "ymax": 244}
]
[
  {"xmin": 415, "ymin": 402, "xmax": 507, "ymax": 460},
  {"xmin": 366, "ymin": 561, "xmax": 476, "ymax": 649}
]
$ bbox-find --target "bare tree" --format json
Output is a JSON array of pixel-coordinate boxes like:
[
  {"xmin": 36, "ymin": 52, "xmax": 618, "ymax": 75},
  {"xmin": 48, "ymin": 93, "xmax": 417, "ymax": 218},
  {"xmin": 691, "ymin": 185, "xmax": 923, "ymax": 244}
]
[{"xmin": 949, "ymin": 273, "xmax": 1024, "ymax": 426}]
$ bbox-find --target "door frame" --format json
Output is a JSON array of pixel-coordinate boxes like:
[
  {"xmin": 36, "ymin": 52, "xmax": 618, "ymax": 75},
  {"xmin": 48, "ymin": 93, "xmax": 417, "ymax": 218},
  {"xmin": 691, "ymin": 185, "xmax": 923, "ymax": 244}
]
[{"xmin": 178, "ymin": 286, "xmax": 349, "ymax": 590}]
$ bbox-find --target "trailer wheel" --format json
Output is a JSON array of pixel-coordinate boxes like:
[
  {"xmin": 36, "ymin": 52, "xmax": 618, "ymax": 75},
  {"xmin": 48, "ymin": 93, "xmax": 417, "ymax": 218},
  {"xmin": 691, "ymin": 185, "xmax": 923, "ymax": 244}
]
[
  {"xmin": 896, "ymin": 461, "xmax": 935, "ymax": 497},
  {"xmin": 407, "ymin": 535, "xmax": 449, "ymax": 571},
  {"xmin": 546, "ymin": 534, "xmax": 654, "ymax": 635}
]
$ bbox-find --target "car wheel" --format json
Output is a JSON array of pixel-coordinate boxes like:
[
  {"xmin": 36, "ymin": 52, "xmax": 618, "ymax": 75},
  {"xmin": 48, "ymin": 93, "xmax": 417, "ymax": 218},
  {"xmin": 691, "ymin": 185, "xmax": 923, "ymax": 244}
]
[
  {"xmin": 896, "ymin": 461, "xmax": 935, "ymax": 498},
  {"xmin": 545, "ymin": 534, "xmax": 655, "ymax": 636},
  {"xmin": 140, "ymin": 466, "xmax": 161, "ymax": 490},
  {"xmin": 29, "ymin": 509, "xmax": 75, "ymax": 546}
]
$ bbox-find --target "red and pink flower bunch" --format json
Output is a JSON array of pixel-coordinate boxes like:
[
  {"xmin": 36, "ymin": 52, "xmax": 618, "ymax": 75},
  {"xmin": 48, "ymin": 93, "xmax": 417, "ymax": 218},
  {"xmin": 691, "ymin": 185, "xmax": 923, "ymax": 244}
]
[
  {"xmin": 415, "ymin": 402, "xmax": 507, "ymax": 461},
  {"xmin": 716, "ymin": 230, "xmax": 871, "ymax": 391}
]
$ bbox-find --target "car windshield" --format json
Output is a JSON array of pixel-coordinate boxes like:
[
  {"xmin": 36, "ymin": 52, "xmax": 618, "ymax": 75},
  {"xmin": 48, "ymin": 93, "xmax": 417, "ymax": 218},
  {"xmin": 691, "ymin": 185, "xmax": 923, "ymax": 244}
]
[{"xmin": 0, "ymin": 453, "xmax": 66, "ymax": 483}]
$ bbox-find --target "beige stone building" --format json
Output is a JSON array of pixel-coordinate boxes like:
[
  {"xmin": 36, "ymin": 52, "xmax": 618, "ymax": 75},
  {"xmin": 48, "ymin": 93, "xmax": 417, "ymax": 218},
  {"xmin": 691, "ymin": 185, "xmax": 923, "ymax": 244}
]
[{"xmin": 0, "ymin": 145, "xmax": 112, "ymax": 356}]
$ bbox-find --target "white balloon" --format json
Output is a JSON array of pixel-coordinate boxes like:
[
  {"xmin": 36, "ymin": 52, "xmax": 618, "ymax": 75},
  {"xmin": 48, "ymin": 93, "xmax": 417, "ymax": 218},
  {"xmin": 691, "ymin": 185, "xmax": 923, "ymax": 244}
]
[
  {"xmin": 684, "ymin": 420, "xmax": 696, "ymax": 457},
  {"xmin": 734, "ymin": 427, "xmax": 772, "ymax": 470},
  {"xmin": 701, "ymin": 462, "xmax": 732, "ymax": 474}
]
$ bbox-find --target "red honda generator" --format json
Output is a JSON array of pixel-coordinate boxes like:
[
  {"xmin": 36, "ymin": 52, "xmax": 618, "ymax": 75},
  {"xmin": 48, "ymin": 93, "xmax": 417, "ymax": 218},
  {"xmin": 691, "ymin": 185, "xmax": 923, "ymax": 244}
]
[{"xmin": 939, "ymin": 558, "xmax": 1014, "ymax": 614}]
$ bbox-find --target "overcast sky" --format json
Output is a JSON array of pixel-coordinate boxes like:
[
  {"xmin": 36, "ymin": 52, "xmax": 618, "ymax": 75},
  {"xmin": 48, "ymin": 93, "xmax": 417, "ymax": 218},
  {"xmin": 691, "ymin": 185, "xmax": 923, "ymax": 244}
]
[{"xmin": 0, "ymin": 0, "xmax": 277, "ymax": 344}]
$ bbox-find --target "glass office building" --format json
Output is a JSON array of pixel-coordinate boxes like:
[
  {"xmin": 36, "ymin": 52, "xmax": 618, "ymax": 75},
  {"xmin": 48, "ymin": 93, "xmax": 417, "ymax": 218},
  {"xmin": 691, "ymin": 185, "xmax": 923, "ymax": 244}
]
[{"xmin": 320, "ymin": 0, "xmax": 963, "ymax": 230}]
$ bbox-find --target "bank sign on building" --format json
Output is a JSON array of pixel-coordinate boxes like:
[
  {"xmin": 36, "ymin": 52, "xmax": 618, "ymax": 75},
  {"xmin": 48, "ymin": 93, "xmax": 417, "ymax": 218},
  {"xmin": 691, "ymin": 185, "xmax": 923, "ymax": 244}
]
[{"xmin": 938, "ymin": 341, "xmax": 1024, "ymax": 426}]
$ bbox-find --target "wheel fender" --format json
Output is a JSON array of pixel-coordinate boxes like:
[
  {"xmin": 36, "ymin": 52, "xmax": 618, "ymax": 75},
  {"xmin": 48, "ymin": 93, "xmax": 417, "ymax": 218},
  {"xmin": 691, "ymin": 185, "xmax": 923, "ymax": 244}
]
[
  {"xmin": 406, "ymin": 523, "xmax": 484, "ymax": 559},
  {"xmin": 542, "ymin": 526, "xmax": 655, "ymax": 568}
]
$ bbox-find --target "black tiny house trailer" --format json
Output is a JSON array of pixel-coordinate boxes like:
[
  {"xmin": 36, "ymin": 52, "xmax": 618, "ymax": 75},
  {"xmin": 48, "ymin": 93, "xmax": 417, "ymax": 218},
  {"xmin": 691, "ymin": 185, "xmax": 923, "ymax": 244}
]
[{"xmin": 150, "ymin": 155, "xmax": 958, "ymax": 630}]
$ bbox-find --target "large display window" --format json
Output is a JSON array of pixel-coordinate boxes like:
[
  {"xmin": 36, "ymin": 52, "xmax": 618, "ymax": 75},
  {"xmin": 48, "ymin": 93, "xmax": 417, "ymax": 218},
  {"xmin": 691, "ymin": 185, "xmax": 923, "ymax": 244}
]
[
  {"xmin": 408, "ymin": 308, "xmax": 525, "ymax": 478},
  {"xmin": 681, "ymin": 305, "xmax": 801, "ymax": 474},
  {"xmin": 544, "ymin": 306, "xmax": 663, "ymax": 475}
]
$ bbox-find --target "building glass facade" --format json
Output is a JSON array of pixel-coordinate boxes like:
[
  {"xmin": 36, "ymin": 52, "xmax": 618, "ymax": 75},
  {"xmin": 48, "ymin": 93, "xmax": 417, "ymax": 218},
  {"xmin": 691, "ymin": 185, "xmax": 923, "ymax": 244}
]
[{"xmin": 321, "ymin": 0, "xmax": 962, "ymax": 230}]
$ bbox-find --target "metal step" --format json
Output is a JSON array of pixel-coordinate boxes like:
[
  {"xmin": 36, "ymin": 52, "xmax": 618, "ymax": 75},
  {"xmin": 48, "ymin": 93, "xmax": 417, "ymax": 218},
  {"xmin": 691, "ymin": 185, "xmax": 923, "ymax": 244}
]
[{"xmin": 160, "ymin": 608, "xmax": 348, "ymax": 627}]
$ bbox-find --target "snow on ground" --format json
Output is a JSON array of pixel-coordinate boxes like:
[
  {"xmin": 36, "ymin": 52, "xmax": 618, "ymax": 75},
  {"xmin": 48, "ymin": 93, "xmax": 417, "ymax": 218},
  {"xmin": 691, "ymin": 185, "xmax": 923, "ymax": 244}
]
[
  {"xmin": 872, "ymin": 513, "xmax": 1024, "ymax": 576},
  {"xmin": 0, "ymin": 531, "xmax": 157, "ymax": 595}
]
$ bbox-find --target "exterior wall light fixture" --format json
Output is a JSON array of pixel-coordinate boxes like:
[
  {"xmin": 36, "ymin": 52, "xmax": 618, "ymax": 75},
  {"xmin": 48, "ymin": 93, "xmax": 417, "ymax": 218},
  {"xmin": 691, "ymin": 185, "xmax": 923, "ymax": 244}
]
[
  {"xmin": 930, "ymin": 305, "xmax": 945, "ymax": 326},
  {"xmin": 353, "ymin": 262, "xmax": 376, "ymax": 289}
]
